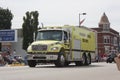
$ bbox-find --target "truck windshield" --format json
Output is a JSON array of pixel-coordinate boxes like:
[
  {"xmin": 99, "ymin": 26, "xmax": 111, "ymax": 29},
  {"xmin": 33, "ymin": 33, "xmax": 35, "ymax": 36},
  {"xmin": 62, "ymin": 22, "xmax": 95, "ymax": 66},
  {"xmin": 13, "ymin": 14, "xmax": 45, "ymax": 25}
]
[{"xmin": 36, "ymin": 30, "xmax": 62, "ymax": 41}]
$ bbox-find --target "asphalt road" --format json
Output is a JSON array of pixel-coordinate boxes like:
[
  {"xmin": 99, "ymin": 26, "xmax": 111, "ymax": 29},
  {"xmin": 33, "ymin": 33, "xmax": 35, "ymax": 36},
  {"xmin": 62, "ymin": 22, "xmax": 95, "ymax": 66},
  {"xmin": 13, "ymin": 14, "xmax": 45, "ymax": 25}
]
[{"xmin": 0, "ymin": 62, "xmax": 119, "ymax": 80}]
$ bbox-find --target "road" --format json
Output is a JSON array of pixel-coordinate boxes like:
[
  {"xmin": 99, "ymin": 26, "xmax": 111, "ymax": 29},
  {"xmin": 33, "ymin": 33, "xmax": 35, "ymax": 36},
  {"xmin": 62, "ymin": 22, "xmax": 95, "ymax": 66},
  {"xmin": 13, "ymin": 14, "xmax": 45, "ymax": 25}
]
[{"xmin": 0, "ymin": 62, "xmax": 119, "ymax": 80}]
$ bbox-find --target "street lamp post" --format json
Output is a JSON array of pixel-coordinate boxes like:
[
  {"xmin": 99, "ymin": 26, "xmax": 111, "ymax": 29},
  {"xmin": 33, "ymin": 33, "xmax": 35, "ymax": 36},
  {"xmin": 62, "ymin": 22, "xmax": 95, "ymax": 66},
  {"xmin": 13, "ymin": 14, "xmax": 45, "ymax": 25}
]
[{"xmin": 79, "ymin": 13, "xmax": 86, "ymax": 27}]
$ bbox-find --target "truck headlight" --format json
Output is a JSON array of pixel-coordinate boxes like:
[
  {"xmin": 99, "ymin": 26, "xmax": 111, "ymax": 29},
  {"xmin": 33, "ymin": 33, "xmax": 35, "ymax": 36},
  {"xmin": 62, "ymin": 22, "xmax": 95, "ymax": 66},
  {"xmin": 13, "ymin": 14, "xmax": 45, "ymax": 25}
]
[{"xmin": 51, "ymin": 47, "xmax": 59, "ymax": 51}]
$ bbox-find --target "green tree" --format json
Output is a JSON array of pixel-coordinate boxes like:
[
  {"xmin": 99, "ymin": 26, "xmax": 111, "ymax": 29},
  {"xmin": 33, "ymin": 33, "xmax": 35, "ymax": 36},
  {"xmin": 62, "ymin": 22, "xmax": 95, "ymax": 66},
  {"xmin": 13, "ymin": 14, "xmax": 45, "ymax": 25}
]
[
  {"xmin": 22, "ymin": 11, "xmax": 39, "ymax": 50},
  {"xmin": 0, "ymin": 7, "xmax": 13, "ymax": 29},
  {"xmin": 31, "ymin": 11, "xmax": 39, "ymax": 39}
]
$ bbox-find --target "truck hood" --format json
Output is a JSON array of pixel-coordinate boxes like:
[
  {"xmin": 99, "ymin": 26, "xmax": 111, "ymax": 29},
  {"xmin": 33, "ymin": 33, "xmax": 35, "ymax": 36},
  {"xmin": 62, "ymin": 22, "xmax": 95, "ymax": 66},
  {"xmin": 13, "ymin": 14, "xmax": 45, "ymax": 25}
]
[{"xmin": 31, "ymin": 40, "xmax": 60, "ymax": 45}]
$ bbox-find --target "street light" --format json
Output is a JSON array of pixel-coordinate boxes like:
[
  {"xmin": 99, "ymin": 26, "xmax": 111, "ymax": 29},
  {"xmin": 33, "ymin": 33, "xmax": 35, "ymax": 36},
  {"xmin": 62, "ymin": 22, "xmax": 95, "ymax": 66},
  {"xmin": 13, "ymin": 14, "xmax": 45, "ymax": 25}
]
[{"xmin": 79, "ymin": 13, "xmax": 86, "ymax": 27}]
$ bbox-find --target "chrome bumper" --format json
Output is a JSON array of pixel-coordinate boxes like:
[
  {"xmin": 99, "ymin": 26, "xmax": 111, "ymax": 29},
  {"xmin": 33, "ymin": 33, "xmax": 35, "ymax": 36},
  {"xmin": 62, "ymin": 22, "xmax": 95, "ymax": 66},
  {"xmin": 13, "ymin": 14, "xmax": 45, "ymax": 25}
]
[{"xmin": 27, "ymin": 54, "xmax": 58, "ymax": 60}]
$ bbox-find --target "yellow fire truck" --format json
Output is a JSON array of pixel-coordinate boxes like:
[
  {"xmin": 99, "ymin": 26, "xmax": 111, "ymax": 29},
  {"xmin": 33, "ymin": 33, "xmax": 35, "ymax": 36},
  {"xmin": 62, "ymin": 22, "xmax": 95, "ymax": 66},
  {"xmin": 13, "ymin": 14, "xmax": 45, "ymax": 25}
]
[{"xmin": 27, "ymin": 26, "xmax": 97, "ymax": 67}]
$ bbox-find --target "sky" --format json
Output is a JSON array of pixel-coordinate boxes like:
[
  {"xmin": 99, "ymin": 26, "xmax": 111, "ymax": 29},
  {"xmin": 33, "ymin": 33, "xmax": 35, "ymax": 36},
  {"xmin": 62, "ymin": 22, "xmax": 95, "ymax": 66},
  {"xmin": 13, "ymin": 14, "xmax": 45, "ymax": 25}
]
[{"xmin": 0, "ymin": 0, "xmax": 120, "ymax": 32}]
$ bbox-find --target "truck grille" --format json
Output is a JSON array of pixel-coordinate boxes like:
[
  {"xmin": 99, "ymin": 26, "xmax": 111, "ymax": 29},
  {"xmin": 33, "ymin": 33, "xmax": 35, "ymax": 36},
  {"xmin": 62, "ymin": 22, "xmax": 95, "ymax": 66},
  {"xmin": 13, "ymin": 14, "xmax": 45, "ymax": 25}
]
[
  {"xmin": 32, "ymin": 45, "xmax": 47, "ymax": 51},
  {"xmin": 33, "ymin": 56, "xmax": 46, "ymax": 59}
]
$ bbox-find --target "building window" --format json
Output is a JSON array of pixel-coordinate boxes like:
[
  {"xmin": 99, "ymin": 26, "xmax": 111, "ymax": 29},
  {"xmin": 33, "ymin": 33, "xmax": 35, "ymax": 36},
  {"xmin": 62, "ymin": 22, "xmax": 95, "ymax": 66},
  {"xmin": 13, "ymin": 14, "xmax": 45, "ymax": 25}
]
[
  {"xmin": 103, "ymin": 24, "xmax": 109, "ymax": 31},
  {"xmin": 114, "ymin": 37, "xmax": 117, "ymax": 46},
  {"xmin": 104, "ymin": 46, "xmax": 110, "ymax": 54},
  {"xmin": 104, "ymin": 36, "xmax": 110, "ymax": 44},
  {"xmin": 110, "ymin": 37, "xmax": 114, "ymax": 44}
]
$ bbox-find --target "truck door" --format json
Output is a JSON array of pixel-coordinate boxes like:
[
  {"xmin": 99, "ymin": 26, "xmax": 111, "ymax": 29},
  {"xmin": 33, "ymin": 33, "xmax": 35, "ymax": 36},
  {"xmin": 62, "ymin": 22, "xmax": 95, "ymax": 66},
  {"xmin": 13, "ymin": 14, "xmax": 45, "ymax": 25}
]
[
  {"xmin": 64, "ymin": 31, "xmax": 69, "ymax": 48},
  {"xmin": 64, "ymin": 31, "xmax": 72, "ymax": 60}
]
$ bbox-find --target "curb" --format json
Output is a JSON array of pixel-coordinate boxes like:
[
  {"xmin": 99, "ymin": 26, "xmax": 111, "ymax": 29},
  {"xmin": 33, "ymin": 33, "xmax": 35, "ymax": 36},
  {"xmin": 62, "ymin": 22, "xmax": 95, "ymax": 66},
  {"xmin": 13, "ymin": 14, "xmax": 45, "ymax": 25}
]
[{"xmin": 10, "ymin": 63, "xmax": 25, "ymax": 66}]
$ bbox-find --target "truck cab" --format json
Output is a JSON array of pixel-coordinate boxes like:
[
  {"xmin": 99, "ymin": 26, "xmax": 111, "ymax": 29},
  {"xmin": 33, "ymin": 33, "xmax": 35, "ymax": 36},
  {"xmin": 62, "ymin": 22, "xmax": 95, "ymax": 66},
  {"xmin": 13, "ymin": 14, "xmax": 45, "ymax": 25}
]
[{"xmin": 27, "ymin": 27, "xmax": 70, "ymax": 67}]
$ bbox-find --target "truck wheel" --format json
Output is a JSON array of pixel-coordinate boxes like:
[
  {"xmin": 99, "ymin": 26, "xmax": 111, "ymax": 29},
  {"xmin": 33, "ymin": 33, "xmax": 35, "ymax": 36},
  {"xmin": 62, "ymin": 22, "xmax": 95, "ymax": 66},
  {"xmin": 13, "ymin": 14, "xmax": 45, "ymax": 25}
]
[
  {"xmin": 87, "ymin": 53, "xmax": 91, "ymax": 65},
  {"xmin": 27, "ymin": 60, "xmax": 36, "ymax": 67},
  {"xmin": 55, "ymin": 50, "xmax": 65, "ymax": 67},
  {"xmin": 82, "ymin": 53, "xmax": 88, "ymax": 65}
]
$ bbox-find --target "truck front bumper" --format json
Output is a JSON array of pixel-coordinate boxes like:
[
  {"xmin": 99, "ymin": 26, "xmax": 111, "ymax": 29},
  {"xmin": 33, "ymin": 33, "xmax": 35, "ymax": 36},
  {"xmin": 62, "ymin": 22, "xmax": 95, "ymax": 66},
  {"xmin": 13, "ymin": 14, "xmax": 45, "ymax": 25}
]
[{"xmin": 27, "ymin": 53, "xmax": 58, "ymax": 61}]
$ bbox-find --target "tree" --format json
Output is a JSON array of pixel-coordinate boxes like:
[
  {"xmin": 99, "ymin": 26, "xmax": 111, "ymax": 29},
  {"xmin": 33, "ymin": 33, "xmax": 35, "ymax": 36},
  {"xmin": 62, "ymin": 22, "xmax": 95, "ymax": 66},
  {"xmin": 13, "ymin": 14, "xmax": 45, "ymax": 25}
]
[
  {"xmin": 31, "ymin": 11, "xmax": 39, "ymax": 39},
  {"xmin": 0, "ymin": 7, "xmax": 13, "ymax": 29},
  {"xmin": 22, "ymin": 11, "xmax": 39, "ymax": 51}
]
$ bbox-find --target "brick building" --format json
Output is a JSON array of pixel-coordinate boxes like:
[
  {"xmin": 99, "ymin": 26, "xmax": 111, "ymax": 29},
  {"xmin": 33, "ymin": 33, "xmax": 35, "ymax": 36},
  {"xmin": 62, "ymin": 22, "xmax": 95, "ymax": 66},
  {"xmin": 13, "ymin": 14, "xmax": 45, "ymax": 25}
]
[{"xmin": 92, "ymin": 13, "xmax": 119, "ymax": 58}]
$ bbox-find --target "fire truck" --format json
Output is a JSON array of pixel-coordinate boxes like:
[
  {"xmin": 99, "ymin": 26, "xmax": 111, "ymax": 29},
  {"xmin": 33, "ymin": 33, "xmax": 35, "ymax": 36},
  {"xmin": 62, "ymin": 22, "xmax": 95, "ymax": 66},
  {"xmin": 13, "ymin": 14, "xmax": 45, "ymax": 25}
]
[{"xmin": 27, "ymin": 26, "xmax": 97, "ymax": 67}]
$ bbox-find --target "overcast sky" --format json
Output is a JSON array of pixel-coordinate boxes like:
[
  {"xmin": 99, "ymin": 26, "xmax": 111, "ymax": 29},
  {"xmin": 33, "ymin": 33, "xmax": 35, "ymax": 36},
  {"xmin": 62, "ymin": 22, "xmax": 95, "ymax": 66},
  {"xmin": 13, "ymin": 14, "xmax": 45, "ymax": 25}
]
[{"xmin": 0, "ymin": 0, "xmax": 120, "ymax": 32}]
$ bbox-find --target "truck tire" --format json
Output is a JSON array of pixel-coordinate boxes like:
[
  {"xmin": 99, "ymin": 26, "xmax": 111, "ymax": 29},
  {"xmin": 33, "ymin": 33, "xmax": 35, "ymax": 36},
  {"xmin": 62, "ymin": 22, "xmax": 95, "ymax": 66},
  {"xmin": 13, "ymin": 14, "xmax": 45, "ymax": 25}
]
[
  {"xmin": 87, "ymin": 53, "xmax": 91, "ymax": 65},
  {"xmin": 27, "ymin": 60, "xmax": 36, "ymax": 67},
  {"xmin": 55, "ymin": 50, "xmax": 65, "ymax": 67},
  {"xmin": 82, "ymin": 53, "xmax": 88, "ymax": 65}
]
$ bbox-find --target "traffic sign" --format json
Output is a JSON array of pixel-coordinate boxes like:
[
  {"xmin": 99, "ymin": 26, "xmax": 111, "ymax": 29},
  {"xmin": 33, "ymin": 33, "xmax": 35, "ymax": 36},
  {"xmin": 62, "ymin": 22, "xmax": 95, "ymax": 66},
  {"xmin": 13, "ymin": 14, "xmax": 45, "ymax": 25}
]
[{"xmin": 0, "ymin": 29, "xmax": 17, "ymax": 42}]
